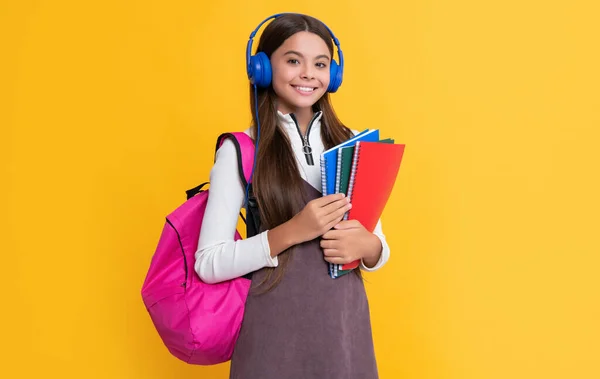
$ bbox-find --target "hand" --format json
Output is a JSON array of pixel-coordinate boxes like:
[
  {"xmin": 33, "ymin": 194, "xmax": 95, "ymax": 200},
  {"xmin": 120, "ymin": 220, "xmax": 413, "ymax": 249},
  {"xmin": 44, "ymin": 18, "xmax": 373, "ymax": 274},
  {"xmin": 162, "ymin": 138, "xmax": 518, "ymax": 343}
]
[
  {"xmin": 289, "ymin": 193, "xmax": 352, "ymax": 244},
  {"xmin": 320, "ymin": 220, "xmax": 382, "ymax": 266}
]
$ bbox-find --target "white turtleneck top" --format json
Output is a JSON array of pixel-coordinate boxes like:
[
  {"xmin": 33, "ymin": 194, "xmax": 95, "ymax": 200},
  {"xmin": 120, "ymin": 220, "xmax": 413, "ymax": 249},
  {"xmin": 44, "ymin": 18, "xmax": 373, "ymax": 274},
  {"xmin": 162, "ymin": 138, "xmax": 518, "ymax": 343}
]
[{"xmin": 194, "ymin": 111, "xmax": 391, "ymax": 284}]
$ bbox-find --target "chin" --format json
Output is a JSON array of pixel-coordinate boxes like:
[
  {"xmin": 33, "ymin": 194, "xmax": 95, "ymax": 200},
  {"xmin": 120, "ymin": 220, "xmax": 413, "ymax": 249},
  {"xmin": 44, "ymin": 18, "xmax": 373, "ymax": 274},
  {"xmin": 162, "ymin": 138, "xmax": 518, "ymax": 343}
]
[
  {"xmin": 291, "ymin": 99, "xmax": 319, "ymax": 109},
  {"xmin": 287, "ymin": 93, "xmax": 324, "ymax": 109}
]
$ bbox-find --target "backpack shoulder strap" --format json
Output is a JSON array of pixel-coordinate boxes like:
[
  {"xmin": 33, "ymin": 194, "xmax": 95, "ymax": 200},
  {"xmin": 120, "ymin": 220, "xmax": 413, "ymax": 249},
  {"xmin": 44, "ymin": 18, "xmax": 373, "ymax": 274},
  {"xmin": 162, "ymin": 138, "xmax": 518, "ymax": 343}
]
[{"xmin": 215, "ymin": 132, "xmax": 255, "ymax": 190}]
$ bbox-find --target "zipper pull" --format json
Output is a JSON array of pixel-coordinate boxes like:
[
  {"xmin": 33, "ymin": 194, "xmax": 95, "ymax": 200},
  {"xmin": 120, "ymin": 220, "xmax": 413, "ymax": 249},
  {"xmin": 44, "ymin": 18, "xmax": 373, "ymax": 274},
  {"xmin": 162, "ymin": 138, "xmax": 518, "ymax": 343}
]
[{"xmin": 303, "ymin": 136, "xmax": 314, "ymax": 165}]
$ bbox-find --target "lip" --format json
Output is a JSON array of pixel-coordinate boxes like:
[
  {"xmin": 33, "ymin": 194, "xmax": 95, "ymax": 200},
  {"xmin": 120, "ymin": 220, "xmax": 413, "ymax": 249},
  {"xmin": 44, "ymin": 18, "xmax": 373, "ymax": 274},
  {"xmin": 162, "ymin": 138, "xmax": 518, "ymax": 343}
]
[{"xmin": 291, "ymin": 85, "xmax": 319, "ymax": 96}]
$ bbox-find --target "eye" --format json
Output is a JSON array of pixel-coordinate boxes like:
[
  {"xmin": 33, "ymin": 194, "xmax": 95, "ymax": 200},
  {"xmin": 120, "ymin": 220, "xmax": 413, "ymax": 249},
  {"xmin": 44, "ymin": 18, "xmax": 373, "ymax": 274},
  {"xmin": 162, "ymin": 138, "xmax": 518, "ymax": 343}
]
[
  {"xmin": 287, "ymin": 59, "xmax": 300, "ymax": 65},
  {"xmin": 316, "ymin": 62, "xmax": 328, "ymax": 68}
]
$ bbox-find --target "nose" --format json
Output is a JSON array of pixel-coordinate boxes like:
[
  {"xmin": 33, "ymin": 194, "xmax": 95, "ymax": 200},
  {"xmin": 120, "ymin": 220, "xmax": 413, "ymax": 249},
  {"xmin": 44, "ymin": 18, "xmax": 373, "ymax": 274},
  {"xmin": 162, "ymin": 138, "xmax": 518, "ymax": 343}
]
[{"xmin": 300, "ymin": 64, "xmax": 315, "ymax": 80}]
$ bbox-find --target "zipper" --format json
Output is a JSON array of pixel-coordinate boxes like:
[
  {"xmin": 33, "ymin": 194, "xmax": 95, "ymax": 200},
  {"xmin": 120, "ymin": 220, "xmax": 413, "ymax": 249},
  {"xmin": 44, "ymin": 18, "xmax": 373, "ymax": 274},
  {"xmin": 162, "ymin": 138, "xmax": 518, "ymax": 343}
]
[
  {"xmin": 289, "ymin": 111, "xmax": 321, "ymax": 166},
  {"xmin": 166, "ymin": 217, "xmax": 188, "ymax": 288}
]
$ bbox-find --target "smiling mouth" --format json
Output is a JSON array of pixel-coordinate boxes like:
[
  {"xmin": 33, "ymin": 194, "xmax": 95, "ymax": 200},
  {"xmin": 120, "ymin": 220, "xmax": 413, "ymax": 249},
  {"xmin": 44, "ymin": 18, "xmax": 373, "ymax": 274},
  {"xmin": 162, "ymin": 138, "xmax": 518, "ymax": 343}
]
[{"xmin": 292, "ymin": 85, "xmax": 317, "ymax": 93}]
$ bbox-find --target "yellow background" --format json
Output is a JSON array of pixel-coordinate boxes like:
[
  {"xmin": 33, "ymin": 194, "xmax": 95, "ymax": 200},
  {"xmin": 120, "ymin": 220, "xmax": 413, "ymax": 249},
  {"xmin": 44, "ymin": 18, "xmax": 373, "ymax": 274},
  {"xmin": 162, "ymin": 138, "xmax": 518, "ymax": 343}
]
[{"xmin": 2, "ymin": 0, "xmax": 599, "ymax": 378}]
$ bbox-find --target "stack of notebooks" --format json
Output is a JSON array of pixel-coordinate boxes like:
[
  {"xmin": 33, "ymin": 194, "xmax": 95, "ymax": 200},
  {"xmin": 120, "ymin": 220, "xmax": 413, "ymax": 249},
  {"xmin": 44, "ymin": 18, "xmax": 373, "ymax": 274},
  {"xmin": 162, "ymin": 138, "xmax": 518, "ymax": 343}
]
[{"xmin": 320, "ymin": 129, "xmax": 406, "ymax": 278}]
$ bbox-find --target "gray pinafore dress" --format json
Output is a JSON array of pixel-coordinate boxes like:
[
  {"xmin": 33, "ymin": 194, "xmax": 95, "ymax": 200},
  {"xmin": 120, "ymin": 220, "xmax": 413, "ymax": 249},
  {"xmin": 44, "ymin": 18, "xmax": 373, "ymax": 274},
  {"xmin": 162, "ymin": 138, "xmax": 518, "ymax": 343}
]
[{"xmin": 229, "ymin": 180, "xmax": 378, "ymax": 379}]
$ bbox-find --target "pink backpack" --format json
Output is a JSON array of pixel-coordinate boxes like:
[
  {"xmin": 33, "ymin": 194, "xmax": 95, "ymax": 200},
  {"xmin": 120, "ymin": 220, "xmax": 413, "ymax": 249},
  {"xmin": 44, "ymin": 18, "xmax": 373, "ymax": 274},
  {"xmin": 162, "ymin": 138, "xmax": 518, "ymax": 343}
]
[{"xmin": 141, "ymin": 132, "xmax": 255, "ymax": 365}]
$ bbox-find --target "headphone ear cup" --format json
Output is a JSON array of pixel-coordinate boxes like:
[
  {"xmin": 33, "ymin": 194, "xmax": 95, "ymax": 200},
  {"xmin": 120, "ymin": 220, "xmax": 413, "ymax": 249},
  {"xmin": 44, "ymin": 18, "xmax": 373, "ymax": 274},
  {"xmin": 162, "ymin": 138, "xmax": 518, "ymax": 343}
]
[
  {"xmin": 249, "ymin": 52, "xmax": 272, "ymax": 88},
  {"xmin": 327, "ymin": 59, "xmax": 343, "ymax": 93}
]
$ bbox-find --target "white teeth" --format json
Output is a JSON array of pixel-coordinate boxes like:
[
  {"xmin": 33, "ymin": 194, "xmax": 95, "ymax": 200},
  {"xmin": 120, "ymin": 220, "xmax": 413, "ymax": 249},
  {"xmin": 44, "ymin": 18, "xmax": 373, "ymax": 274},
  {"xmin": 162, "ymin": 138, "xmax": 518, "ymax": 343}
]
[{"xmin": 294, "ymin": 86, "xmax": 314, "ymax": 93}]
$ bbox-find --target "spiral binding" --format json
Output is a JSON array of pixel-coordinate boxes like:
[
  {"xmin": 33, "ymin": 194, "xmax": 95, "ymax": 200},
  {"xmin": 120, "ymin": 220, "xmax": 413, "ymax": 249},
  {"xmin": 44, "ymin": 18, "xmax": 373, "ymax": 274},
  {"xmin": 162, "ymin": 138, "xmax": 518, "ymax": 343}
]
[
  {"xmin": 343, "ymin": 141, "xmax": 362, "ymax": 221},
  {"xmin": 320, "ymin": 154, "xmax": 328, "ymax": 195}
]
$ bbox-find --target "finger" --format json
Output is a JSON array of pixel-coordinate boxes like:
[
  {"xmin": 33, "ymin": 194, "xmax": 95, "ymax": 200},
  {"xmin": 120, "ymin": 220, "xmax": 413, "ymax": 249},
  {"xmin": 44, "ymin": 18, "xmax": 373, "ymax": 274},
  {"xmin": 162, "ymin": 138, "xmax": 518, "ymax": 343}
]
[
  {"xmin": 320, "ymin": 239, "xmax": 338, "ymax": 250},
  {"xmin": 334, "ymin": 220, "xmax": 361, "ymax": 230},
  {"xmin": 324, "ymin": 255, "xmax": 351, "ymax": 264},
  {"xmin": 329, "ymin": 201, "xmax": 352, "ymax": 222},
  {"xmin": 321, "ymin": 197, "xmax": 351, "ymax": 217},
  {"xmin": 322, "ymin": 229, "xmax": 342, "ymax": 240},
  {"xmin": 323, "ymin": 213, "xmax": 346, "ymax": 233},
  {"xmin": 313, "ymin": 193, "xmax": 346, "ymax": 207},
  {"xmin": 322, "ymin": 248, "xmax": 341, "ymax": 258}
]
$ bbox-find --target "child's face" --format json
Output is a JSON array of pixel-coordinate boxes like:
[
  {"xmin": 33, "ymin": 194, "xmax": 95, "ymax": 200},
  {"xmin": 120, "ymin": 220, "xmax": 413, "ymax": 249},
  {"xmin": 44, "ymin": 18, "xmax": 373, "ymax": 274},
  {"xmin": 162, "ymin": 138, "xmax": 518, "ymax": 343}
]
[{"xmin": 270, "ymin": 31, "xmax": 331, "ymax": 115}]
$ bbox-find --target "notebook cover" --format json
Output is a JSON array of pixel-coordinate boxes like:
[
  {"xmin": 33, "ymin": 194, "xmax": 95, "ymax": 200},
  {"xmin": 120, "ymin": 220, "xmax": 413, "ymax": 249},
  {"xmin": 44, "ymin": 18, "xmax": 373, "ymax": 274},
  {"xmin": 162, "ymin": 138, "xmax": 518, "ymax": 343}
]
[
  {"xmin": 320, "ymin": 129, "xmax": 380, "ymax": 195},
  {"xmin": 338, "ymin": 139, "xmax": 394, "ymax": 197},
  {"xmin": 336, "ymin": 146, "xmax": 355, "ymax": 195},
  {"xmin": 347, "ymin": 141, "xmax": 405, "ymax": 232}
]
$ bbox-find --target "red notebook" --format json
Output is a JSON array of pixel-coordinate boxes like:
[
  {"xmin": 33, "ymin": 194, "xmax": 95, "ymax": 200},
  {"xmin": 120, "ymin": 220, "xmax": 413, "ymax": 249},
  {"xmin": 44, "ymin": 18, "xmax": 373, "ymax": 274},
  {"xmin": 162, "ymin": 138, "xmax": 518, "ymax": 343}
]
[{"xmin": 339, "ymin": 141, "xmax": 406, "ymax": 271}]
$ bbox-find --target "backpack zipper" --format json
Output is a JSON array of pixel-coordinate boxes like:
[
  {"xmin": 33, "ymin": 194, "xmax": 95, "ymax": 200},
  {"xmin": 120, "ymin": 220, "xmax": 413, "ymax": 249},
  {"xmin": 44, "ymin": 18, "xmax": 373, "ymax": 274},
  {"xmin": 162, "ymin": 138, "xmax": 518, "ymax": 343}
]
[
  {"xmin": 166, "ymin": 217, "xmax": 188, "ymax": 288},
  {"xmin": 289, "ymin": 112, "xmax": 321, "ymax": 166}
]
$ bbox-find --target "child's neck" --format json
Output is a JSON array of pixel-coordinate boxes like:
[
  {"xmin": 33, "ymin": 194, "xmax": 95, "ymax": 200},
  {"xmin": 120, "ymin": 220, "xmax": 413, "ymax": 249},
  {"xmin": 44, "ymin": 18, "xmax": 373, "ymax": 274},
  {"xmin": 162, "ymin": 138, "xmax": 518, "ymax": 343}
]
[{"xmin": 280, "ymin": 107, "xmax": 314, "ymax": 136}]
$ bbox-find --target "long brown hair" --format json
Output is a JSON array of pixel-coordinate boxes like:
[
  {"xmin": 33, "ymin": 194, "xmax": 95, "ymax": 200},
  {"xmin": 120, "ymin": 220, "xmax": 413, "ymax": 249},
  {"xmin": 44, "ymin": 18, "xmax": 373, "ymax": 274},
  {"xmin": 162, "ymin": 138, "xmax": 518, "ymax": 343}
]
[{"xmin": 249, "ymin": 14, "xmax": 356, "ymax": 293}]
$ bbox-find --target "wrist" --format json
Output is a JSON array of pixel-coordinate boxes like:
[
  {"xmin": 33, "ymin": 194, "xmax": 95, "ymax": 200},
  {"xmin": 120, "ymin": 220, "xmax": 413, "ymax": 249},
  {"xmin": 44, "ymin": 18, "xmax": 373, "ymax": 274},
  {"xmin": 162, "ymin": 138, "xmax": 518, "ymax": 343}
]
[
  {"xmin": 362, "ymin": 233, "xmax": 382, "ymax": 268},
  {"xmin": 281, "ymin": 218, "xmax": 301, "ymax": 247},
  {"xmin": 267, "ymin": 219, "xmax": 299, "ymax": 258}
]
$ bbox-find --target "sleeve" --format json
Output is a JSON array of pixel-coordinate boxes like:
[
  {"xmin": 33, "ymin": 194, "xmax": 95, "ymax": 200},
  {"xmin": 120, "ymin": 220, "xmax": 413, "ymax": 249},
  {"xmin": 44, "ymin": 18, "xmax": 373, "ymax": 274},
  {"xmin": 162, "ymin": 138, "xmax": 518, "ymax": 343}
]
[
  {"xmin": 194, "ymin": 137, "xmax": 278, "ymax": 284},
  {"xmin": 360, "ymin": 218, "xmax": 391, "ymax": 271}
]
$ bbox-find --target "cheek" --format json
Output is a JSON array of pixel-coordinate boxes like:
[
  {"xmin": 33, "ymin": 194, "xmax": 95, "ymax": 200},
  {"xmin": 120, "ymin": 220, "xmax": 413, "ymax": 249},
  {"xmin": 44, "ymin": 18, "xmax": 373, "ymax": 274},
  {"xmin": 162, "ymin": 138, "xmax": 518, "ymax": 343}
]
[
  {"xmin": 271, "ymin": 71, "xmax": 294, "ymax": 101},
  {"xmin": 319, "ymin": 69, "xmax": 331, "ymax": 85},
  {"xmin": 271, "ymin": 69, "xmax": 293, "ymax": 93},
  {"xmin": 272, "ymin": 63, "xmax": 293, "ymax": 81},
  {"xmin": 271, "ymin": 76, "xmax": 289, "ymax": 98}
]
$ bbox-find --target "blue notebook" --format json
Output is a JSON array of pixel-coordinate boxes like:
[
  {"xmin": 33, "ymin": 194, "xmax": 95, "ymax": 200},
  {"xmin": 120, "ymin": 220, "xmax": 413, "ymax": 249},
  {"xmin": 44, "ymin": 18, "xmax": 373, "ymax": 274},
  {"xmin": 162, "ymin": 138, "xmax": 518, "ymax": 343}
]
[{"xmin": 319, "ymin": 129, "xmax": 380, "ymax": 195}]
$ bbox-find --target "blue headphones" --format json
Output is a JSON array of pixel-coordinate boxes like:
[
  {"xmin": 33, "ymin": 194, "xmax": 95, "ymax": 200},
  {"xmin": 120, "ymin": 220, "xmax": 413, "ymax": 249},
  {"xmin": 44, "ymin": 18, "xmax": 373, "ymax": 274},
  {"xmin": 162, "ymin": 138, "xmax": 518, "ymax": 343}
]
[{"xmin": 245, "ymin": 13, "xmax": 344, "ymax": 93}]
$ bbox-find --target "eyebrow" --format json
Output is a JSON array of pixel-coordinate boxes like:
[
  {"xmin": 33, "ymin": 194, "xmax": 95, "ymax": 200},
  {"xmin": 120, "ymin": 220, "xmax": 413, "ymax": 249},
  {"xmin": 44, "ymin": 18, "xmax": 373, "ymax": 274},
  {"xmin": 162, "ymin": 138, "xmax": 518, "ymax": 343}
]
[{"xmin": 284, "ymin": 50, "xmax": 330, "ymax": 61}]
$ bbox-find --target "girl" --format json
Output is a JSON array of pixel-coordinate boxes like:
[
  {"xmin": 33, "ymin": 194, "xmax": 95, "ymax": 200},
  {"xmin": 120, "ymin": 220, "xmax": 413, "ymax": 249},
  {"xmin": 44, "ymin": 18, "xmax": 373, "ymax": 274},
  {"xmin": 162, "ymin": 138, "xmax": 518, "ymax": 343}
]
[{"xmin": 195, "ymin": 13, "xmax": 391, "ymax": 379}]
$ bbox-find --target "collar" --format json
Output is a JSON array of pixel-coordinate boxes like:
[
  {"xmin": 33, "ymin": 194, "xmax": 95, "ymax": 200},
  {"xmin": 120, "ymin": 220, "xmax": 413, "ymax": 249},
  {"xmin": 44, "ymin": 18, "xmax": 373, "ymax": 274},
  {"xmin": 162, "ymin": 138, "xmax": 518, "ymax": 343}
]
[{"xmin": 277, "ymin": 110, "xmax": 324, "ymax": 130}]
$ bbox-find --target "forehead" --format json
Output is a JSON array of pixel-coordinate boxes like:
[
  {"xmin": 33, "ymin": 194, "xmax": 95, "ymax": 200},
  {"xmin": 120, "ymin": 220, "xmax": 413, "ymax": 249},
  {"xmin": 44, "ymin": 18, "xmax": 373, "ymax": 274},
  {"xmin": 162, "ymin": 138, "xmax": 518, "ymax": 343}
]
[{"xmin": 276, "ymin": 31, "xmax": 331, "ymax": 58}]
